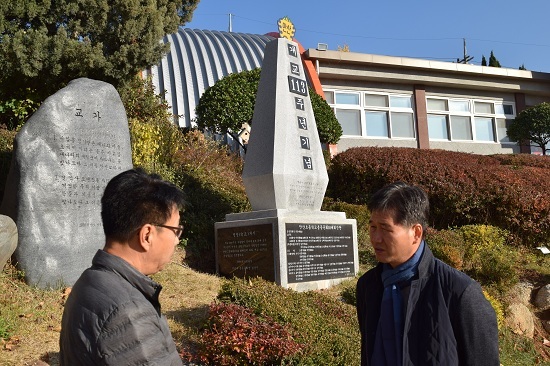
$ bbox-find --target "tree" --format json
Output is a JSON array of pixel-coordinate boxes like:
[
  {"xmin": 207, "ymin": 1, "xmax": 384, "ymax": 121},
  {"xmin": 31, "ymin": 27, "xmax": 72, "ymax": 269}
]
[
  {"xmin": 481, "ymin": 55, "xmax": 487, "ymax": 66},
  {"xmin": 0, "ymin": 0, "xmax": 199, "ymax": 108},
  {"xmin": 488, "ymin": 51, "xmax": 501, "ymax": 67},
  {"xmin": 195, "ymin": 68, "xmax": 343, "ymax": 146},
  {"xmin": 507, "ymin": 102, "xmax": 550, "ymax": 155},
  {"xmin": 519, "ymin": 64, "xmax": 527, "ymax": 70}
]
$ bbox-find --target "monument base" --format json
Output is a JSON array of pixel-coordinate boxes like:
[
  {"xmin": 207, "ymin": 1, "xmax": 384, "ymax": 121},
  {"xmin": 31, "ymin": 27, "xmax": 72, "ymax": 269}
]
[{"xmin": 215, "ymin": 210, "xmax": 358, "ymax": 292}]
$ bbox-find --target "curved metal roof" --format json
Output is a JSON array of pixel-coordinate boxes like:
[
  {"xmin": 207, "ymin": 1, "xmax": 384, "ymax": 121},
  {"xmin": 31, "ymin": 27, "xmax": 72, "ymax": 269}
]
[{"xmin": 144, "ymin": 28, "xmax": 275, "ymax": 127}]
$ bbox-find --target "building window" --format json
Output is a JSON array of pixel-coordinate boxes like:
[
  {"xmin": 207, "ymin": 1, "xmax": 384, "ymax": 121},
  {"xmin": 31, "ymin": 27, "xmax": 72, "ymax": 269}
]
[
  {"xmin": 427, "ymin": 97, "xmax": 515, "ymax": 143},
  {"xmin": 327, "ymin": 90, "xmax": 415, "ymax": 139},
  {"xmin": 451, "ymin": 115, "xmax": 473, "ymax": 140},
  {"xmin": 391, "ymin": 112, "xmax": 415, "ymax": 138},
  {"xmin": 336, "ymin": 109, "xmax": 361, "ymax": 136},
  {"xmin": 427, "ymin": 114, "xmax": 449, "ymax": 140},
  {"xmin": 365, "ymin": 111, "xmax": 388, "ymax": 137},
  {"xmin": 335, "ymin": 92, "xmax": 360, "ymax": 105}
]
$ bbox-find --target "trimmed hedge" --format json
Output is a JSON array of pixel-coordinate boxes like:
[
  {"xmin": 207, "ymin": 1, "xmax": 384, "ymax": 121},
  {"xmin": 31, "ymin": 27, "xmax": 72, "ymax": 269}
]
[
  {"xmin": 218, "ymin": 277, "xmax": 360, "ymax": 366},
  {"xmin": 327, "ymin": 147, "xmax": 550, "ymax": 247}
]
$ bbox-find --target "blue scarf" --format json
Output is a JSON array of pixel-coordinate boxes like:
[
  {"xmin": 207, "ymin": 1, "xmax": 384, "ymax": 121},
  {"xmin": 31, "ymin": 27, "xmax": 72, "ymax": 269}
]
[{"xmin": 371, "ymin": 241, "xmax": 425, "ymax": 366}]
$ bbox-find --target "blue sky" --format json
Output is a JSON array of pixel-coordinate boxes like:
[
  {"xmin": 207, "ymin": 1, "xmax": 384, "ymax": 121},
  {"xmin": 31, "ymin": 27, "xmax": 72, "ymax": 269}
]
[{"xmin": 184, "ymin": 0, "xmax": 550, "ymax": 73}]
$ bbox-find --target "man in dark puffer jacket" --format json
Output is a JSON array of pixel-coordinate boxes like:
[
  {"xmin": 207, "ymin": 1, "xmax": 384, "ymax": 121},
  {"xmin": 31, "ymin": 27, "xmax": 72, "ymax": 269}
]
[
  {"xmin": 60, "ymin": 168, "xmax": 185, "ymax": 365},
  {"xmin": 356, "ymin": 182, "xmax": 499, "ymax": 366}
]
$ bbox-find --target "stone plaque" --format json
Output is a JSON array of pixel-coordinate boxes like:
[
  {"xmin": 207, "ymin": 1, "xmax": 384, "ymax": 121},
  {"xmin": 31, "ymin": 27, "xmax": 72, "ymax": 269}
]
[
  {"xmin": 217, "ymin": 224, "xmax": 274, "ymax": 281},
  {"xmin": 286, "ymin": 223, "xmax": 355, "ymax": 283},
  {"xmin": 0, "ymin": 78, "xmax": 133, "ymax": 288}
]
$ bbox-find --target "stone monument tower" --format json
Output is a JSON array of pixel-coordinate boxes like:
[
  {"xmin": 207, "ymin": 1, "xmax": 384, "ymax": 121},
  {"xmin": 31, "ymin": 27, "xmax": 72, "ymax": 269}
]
[{"xmin": 215, "ymin": 19, "xmax": 358, "ymax": 291}]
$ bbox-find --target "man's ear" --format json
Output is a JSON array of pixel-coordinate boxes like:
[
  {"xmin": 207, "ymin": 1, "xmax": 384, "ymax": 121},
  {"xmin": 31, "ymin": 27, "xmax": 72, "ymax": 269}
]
[
  {"xmin": 412, "ymin": 223, "xmax": 423, "ymax": 244},
  {"xmin": 138, "ymin": 224, "xmax": 154, "ymax": 252}
]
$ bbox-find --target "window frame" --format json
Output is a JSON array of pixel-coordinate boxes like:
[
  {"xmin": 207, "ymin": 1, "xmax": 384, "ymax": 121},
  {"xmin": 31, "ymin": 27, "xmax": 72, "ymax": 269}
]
[
  {"xmin": 326, "ymin": 89, "xmax": 416, "ymax": 139},
  {"xmin": 426, "ymin": 96, "xmax": 515, "ymax": 144}
]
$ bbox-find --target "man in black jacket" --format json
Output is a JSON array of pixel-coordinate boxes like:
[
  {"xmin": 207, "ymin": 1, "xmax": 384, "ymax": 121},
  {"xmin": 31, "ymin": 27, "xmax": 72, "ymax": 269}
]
[
  {"xmin": 356, "ymin": 182, "xmax": 499, "ymax": 366},
  {"xmin": 60, "ymin": 168, "xmax": 185, "ymax": 365}
]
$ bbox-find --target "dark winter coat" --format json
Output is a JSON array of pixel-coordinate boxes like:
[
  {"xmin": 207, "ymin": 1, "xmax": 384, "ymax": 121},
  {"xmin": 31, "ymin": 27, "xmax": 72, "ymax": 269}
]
[
  {"xmin": 356, "ymin": 245, "xmax": 499, "ymax": 366},
  {"xmin": 59, "ymin": 250, "xmax": 183, "ymax": 366}
]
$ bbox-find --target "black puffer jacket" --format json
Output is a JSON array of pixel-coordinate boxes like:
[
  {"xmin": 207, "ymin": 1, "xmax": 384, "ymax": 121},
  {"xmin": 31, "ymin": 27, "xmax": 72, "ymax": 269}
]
[
  {"xmin": 356, "ymin": 245, "xmax": 499, "ymax": 366},
  {"xmin": 59, "ymin": 250, "xmax": 183, "ymax": 366}
]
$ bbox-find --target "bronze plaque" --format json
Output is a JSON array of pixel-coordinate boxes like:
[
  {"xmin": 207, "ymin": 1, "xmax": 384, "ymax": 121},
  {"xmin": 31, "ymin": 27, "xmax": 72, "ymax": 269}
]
[
  {"xmin": 286, "ymin": 223, "xmax": 354, "ymax": 283},
  {"xmin": 217, "ymin": 224, "xmax": 274, "ymax": 281}
]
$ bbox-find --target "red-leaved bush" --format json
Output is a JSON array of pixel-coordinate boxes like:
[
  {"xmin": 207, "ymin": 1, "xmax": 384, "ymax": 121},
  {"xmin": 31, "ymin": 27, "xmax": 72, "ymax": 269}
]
[
  {"xmin": 327, "ymin": 147, "xmax": 550, "ymax": 247},
  {"xmin": 195, "ymin": 302, "xmax": 303, "ymax": 365}
]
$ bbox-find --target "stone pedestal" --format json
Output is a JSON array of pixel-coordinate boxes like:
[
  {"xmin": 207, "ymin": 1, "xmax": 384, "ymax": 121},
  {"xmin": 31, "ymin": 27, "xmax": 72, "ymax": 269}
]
[{"xmin": 216, "ymin": 210, "xmax": 357, "ymax": 291}]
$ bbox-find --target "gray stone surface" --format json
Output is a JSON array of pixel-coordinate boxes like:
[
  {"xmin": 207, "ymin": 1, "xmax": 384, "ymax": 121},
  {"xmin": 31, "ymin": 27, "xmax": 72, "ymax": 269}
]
[
  {"xmin": 242, "ymin": 38, "xmax": 328, "ymax": 211},
  {"xmin": 0, "ymin": 78, "xmax": 133, "ymax": 288},
  {"xmin": 508, "ymin": 281, "xmax": 534, "ymax": 306},
  {"xmin": 0, "ymin": 215, "xmax": 17, "ymax": 267},
  {"xmin": 534, "ymin": 284, "xmax": 550, "ymax": 311},
  {"xmin": 505, "ymin": 303, "xmax": 534, "ymax": 339}
]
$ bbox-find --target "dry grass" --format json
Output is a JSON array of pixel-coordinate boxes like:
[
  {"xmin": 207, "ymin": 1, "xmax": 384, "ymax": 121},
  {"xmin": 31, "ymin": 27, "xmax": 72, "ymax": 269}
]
[{"xmin": 0, "ymin": 248, "xmax": 221, "ymax": 365}]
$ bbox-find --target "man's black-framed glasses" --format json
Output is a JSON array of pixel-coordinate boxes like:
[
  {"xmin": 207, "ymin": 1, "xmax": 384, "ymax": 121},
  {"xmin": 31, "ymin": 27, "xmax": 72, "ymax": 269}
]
[{"xmin": 154, "ymin": 224, "xmax": 184, "ymax": 239}]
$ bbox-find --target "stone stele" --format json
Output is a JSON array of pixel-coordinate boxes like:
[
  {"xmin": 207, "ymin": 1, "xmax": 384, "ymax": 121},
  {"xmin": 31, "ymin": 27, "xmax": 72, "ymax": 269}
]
[
  {"xmin": 0, "ymin": 78, "xmax": 133, "ymax": 288},
  {"xmin": 0, "ymin": 215, "xmax": 17, "ymax": 267},
  {"xmin": 242, "ymin": 38, "xmax": 328, "ymax": 211}
]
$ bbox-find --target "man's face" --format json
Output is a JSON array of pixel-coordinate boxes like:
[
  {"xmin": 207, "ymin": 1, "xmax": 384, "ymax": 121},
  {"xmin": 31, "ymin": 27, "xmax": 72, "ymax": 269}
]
[
  {"xmin": 149, "ymin": 208, "xmax": 181, "ymax": 274},
  {"xmin": 369, "ymin": 209, "xmax": 421, "ymax": 268}
]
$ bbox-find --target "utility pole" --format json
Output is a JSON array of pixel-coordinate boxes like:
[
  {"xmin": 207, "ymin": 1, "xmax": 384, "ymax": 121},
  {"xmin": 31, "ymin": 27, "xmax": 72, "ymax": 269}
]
[
  {"xmin": 456, "ymin": 38, "xmax": 473, "ymax": 64},
  {"xmin": 228, "ymin": 13, "xmax": 233, "ymax": 32}
]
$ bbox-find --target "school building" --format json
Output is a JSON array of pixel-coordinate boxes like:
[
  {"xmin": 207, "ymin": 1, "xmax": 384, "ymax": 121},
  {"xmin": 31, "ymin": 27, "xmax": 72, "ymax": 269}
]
[{"xmin": 144, "ymin": 28, "xmax": 550, "ymax": 155}]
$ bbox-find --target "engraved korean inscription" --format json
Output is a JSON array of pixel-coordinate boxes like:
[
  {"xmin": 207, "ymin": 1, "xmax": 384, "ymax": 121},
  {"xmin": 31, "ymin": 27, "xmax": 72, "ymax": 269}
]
[{"xmin": 286, "ymin": 223, "xmax": 355, "ymax": 283}]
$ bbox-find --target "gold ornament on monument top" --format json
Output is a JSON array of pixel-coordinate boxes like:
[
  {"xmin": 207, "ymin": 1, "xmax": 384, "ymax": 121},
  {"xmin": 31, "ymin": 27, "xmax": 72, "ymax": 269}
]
[{"xmin": 278, "ymin": 16, "xmax": 295, "ymax": 40}]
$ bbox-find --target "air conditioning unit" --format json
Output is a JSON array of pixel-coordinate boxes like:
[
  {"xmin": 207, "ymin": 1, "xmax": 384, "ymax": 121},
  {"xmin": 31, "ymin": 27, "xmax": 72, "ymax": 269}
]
[{"xmin": 317, "ymin": 43, "xmax": 328, "ymax": 51}]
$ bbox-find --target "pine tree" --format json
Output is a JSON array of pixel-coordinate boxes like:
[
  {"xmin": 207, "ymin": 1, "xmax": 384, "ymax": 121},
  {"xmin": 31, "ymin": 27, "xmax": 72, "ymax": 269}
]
[
  {"xmin": 481, "ymin": 55, "xmax": 487, "ymax": 66},
  {"xmin": 488, "ymin": 51, "xmax": 501, "ymax": 67},
  {"xmin": 0, "ymin": 0, "xmax": 199, "ymax": 103}
]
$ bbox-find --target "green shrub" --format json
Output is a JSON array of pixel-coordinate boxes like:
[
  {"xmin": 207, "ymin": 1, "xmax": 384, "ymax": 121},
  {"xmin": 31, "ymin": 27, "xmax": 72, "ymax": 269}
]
[
  {"xmin": 458, "ymin": 225, "xmax": 518, "ymax": 289},
  {"xmin": 427, "ymin": 225, "xmax": 518, "ymax": 289},
  {"xmin": 339, "ymin": 279, "xmax": 358, "ymax": 306},
  {"xmin": 0, "ymin": 92, "xmax": 40, "ymax": 130},
  {"xmin": 0, "ymin": 128, "xmax": 16, "ymax": 198},
  {"xmin": 322, "ymin": 198, "xmax": 376, "ymax": 268},
  {"xmin": 426, "ymin": 228, "xmax": 466, "ymax": 270},
  {"xmin": 195, "ymin": 302, "xmax": 303, "ymax": 365},
  {"xmin": 322, "ymin": 198, "xmax": 370, "ymax": 247},
  {"xmin": 310, "ymin": 89, "xmax": 342, "ymax": 144},
  {"xmin": 122, "ymin": 75, "xmax": 182, "ymax": 182},
  {"xmin": 218, "ymin": 277, "xmax": 360, "ymax": 366},
  {"xmin": 173, "ymin": 131, "xmax": 250, "ymax": 272},
  {"xmin": 195, "ymin": 69, "xmax": 342, "ymax": 144},
  {"xmin": 483, "ymin": 290, "xmax": 505, "ymax": 330}
]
